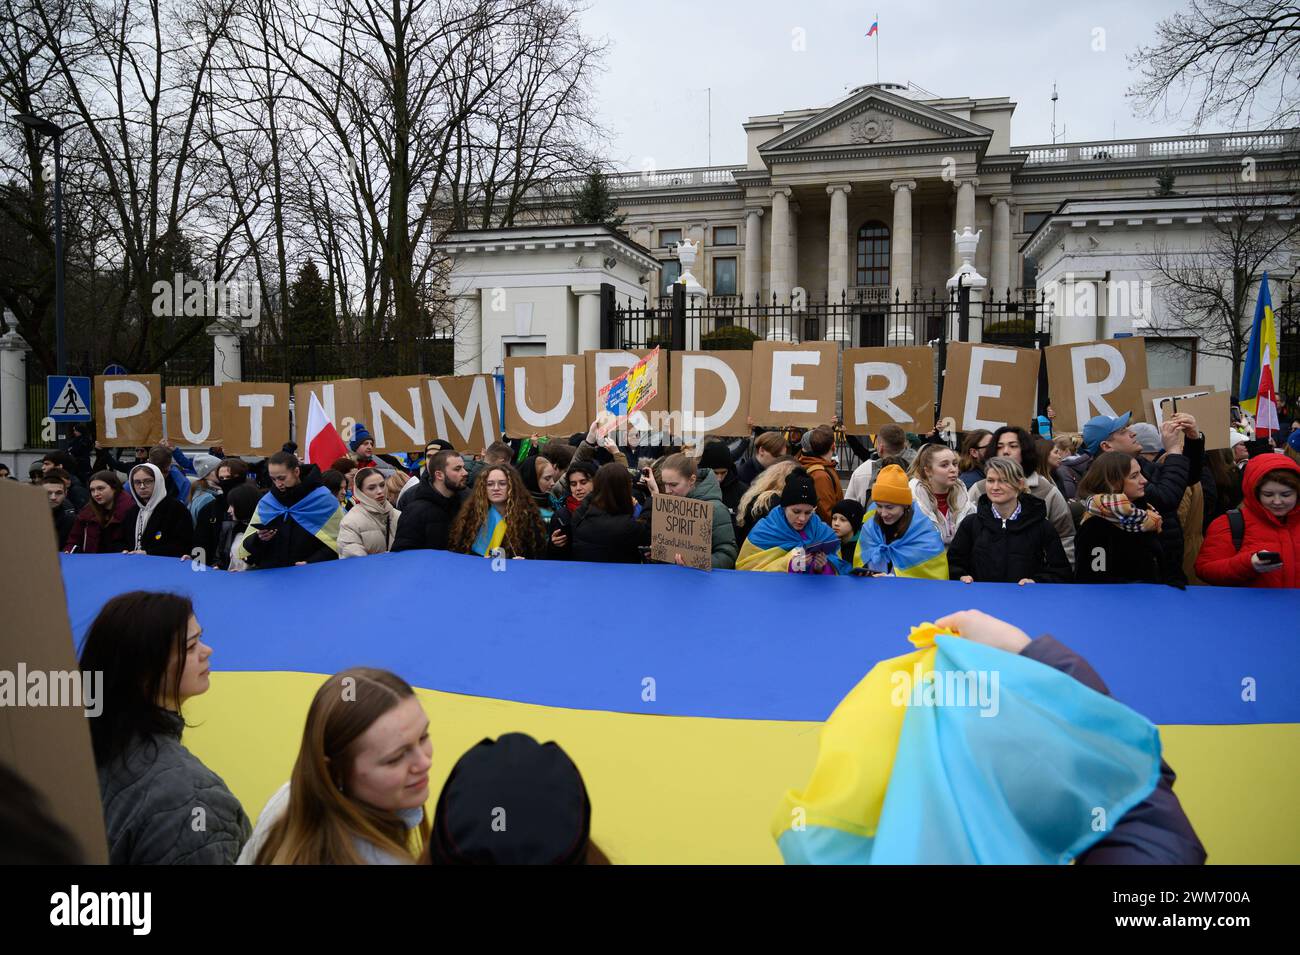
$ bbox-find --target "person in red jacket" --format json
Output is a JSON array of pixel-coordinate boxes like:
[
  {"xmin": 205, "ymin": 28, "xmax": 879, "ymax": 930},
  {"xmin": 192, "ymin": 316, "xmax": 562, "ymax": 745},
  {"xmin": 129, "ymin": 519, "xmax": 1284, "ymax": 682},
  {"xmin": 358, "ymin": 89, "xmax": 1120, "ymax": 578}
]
[{"xmin": 1196, "ymin": 455, "xmax": 1300, "ymax": 588}]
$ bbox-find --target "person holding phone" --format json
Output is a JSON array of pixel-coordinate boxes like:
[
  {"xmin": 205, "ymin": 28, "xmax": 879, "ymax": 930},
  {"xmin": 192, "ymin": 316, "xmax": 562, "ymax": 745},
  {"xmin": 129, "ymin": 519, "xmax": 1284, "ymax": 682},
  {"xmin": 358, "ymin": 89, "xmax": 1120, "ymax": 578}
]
[{"xmin": 1196, "ymin": 456, "xmax": 1300, "ymax": 589}]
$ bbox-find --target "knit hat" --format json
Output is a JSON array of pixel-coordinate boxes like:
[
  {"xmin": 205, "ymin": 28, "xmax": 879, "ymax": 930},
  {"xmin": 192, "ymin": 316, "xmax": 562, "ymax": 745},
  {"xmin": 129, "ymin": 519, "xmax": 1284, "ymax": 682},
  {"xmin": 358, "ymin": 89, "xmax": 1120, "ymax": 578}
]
[
  {"xmin": 697, "ymin": 441, "xmax": 732, "ymax": 472},
  {"xmin": 799, "ymin": 430, "xmax": 814, "ymax": 453},
  {"xmin": 1130, "ymin": 422, "xmax": 1162, "ymax": 455},
  {"xmin": 780, "ymin": 467, "xmax": 819, "ymax": 508},
  {"xmin": 429, "ymin": 733, "xmax": 591, "ymax": 865},
  {"xmin": 349, "ymin": 422, "xmax": 373, "ymax": 452},
  {"xmin": 1289, "ymin": 430, "xmax": 1300, "ymax": 452},
  {"xmin": 871, "ymin": 464, "xmax": 912, "ymax": 506},
  {"xmin": 830, "ymin": 499, "xmax": 865, "ymax": 535},
  {"xmin": 191, "ymin": 453, "xmax": 223, "ymax": 480}
]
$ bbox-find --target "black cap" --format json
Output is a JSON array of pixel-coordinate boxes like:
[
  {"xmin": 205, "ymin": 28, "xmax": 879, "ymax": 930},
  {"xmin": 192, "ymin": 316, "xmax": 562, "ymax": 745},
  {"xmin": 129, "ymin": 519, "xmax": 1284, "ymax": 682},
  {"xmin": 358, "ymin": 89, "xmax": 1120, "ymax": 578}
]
[
  {"xmin": 429, "ymin": 733, "xmax": 591, "ymax": 865},
  {"xmin": 697, "ymin": 441, "xmax": 732, "ymax": 472},
  {"xmin": 780, "ymin": 467, "xmax": 818, "ymax": 508},
  {"xmin": 831, "ymin": 498, "xmax": 865, "ymax": 534}
]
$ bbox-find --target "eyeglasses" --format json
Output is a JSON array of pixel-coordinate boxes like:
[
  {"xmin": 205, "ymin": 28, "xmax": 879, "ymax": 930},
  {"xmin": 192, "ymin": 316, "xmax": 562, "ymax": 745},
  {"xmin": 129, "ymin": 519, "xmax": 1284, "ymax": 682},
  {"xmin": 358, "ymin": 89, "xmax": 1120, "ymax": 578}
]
[
  {"xmin": 132, "ymin": 478, "xmax": 155, "ymax": 487},
  {"xmin": 484, "ymin": 480, "xmax": 509, "ymax": 490}
]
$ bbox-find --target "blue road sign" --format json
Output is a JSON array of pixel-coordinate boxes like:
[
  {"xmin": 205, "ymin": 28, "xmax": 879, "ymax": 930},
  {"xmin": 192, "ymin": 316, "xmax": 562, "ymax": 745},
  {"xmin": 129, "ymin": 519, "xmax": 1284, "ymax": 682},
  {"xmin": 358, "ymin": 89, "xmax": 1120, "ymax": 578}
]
[
  {"xmin": 48, "ymin": 376, "xmax": 93, "ymax": 422},
  {"xmin": 104, "ymin": 363, "xmax": 128, "ymax": 375}
]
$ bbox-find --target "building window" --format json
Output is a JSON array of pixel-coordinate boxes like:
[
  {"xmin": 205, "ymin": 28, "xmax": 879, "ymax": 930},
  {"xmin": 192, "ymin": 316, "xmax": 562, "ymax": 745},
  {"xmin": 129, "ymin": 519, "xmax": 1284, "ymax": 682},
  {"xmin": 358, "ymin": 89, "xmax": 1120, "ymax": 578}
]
[
  {"xmin": 1145, "ymin": 338, "xmax": 1197, "ymax": 388},
  {"xmin": 713, "ymin": 257, "xmax": 737, "ymax": 295},
  {"xmin": 661, "ymin": 259, "xmax": 681, "ymax": 293},
  {"xmin": 1022, "ymin": 256, "xmax": 1038, "ymax": 289},
  {"xmin": 1023, "ymin": 211, "xmax": 1051, "ymax": 234},
  {"xmin": 855, "ymin": 221, "xmax": 890, "ymax": 287},
  {"xmin": 713, "ymin": 226, "xmax": 737, "ymax": 246},
  {"xmin": 659, "ymin": 229, "xmax": 682, "ymax": 248}
]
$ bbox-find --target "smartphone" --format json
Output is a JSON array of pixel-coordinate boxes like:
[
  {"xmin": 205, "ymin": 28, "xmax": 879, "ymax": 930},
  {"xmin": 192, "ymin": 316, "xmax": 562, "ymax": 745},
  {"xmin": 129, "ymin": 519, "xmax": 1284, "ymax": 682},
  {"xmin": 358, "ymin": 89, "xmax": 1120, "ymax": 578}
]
[{"xmin": 1256, "ymin": 551, "xmax": 1282, "ymax": 565}]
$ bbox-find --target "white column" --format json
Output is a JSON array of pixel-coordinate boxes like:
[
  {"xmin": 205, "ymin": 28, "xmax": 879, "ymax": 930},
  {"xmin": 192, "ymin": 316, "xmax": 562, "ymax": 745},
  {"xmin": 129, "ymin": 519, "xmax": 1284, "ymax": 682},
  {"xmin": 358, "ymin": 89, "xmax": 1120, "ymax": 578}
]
[
  {"xmin": 951, "ymin": 178, "xmax": 978, "ymax": 273},
  {"xmin": 789, "ymin": 201, "xmax": 800, "ymax": 303},
  {"xmin": 743, "ymin": 207, "xmax": 764, "ymax": 304},
  {"xmin": 990, "ymin": 197, "xmax": 1011, "ymax": 296},
  {"xmin": 572, "ymin": 285, "xmax": 603, "ymax": 354},
  {"xmin": 0, "ymin": 328, "xmax": 31, "ymax": 451},
  {"xmin": 826, "ymin": 183, "xmax": 852, "ymax": 303},
  {"xmin": 890, "ymin": 180, "xmax": 916, "ymax": 302},
  {"xmin": 770, "ymin": 187, "xmax": 792, "ymax": 305},
  {"xmin": 206, "ymin": 319, "xmax": 243, "ymax": 385},
  {"xmin": 456, "ymin": 291, "xmax": 485, "ymax": 374}
]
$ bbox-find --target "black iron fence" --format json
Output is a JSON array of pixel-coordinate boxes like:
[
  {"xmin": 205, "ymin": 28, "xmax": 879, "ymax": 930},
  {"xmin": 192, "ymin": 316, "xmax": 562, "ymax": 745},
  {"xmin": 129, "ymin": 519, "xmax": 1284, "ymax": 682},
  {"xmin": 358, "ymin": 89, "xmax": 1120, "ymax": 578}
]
[
  {"xmin": 1278, "ymin": 283, "xmax": 1298, "ymax": 407},
  {"xmin": 242, "ymin": 337, "xmax": 454, "ymax": 384}
]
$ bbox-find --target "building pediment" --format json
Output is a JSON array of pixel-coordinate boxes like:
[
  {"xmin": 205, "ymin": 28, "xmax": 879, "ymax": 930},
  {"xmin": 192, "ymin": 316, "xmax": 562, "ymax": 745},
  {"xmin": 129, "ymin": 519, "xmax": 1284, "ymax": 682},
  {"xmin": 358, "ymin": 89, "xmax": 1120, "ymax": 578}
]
[{"xmin": 759, "ymin": 87, "xmax": 992, "ymax": 158}]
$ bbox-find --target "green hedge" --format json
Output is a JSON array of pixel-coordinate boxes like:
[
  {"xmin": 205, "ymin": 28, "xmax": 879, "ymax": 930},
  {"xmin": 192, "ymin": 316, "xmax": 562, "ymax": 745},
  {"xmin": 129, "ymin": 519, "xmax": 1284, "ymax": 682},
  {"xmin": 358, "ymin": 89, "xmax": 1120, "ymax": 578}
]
[{"xmin": 701, "ymin": 325, "xmax": 762, "ymax": 350}]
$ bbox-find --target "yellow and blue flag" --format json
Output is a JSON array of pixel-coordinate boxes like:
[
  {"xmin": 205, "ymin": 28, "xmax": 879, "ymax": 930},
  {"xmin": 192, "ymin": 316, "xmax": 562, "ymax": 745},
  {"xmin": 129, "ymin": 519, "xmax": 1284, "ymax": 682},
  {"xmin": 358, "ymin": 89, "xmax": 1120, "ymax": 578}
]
[
  {"xmin": 470, "ymin": 507, "xmax": 507, "ymax": 556},
  {"xmin": 237, "ymin": 485, "xmax": 342, "ymax": 560},
  {"xmin": 737, "ymin": 506, "xmax": 849, "ymax": 574},
  {"xmin": 773, "ymin": 623, "xmax": 1162, "ymax": 864},
  {"xmin": 1240, "ymin": 272, "xmax": 1279, "ymax": 424},
  {"xmin": 853, "ymin": 509, "xmax": 948, "ymax": 578}
]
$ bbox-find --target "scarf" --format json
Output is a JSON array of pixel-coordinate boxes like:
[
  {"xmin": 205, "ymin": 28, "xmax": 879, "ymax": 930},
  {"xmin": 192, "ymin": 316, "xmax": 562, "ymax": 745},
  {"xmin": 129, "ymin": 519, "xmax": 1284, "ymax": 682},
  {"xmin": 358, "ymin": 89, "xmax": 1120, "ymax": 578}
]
[
  {"xmin": 128, "ymin": 463, "xmax": 167, "ymax": 551},
  {"xmin": 471, "ymin": 506, "xmax": 508, "ymax": 557},
  {"xmin": 853, "ymin": 508, "xmax": 948, "ymax": 579},
  {"xmin": 353, "ymin": 490, "xmax": 398, "ymax": 549},
  {"xmin": 237, "ymin": 480, "xmax": 343, "ymax": 560},
  {"xmin": 737, "ymin": 507, "xmax": 850, "ymax": 574},
  {"xmin": 1082, "ymin": 493, "xmax": 1162, "ymax": 533}
]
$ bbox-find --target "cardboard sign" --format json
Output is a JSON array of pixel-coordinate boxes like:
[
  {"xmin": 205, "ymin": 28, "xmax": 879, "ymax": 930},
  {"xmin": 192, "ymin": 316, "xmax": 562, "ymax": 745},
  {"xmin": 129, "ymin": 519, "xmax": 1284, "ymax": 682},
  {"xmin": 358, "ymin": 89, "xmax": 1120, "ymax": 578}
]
[
  {"xmin": 426, "ymin": 375, "xmax": 502, "ymax": 452},
  {"xmin": 588, "ymin": 349, "xmax": 668, "ymax": 421},
  {"xmin": 1044, "ymin": 338, "xmax": 1149, "ymax": 432},
  {"xmin": 749, "ymin": 341, "xmax": 840, "ymax": 428},
  {"xmin": 0, "ymin": 481, "xmax": 109, "ymax": 862},
  {"xmin": 650, "ymin": 492, "xmax": 714, "ymax": 571},
  {"xmin": 939, "ymin": 342, "xmax": 1040, "ymax": 433},
  {"xmin": 842, "ymin": 347, "xmax": 935, "ymax": 432},
  {"xmin": 1140, "ymin": 387, "xmax": 1232, "ymax": 451},
  {"xmin": 218, "ymin": 382, "xmax": 290, "ymax": 456},
  {"xmin": 670, "ymin": 350, "xmax": 752, "ymax": 438},
  {"xmin": 504, "ymin": 355, "xmax": 589, "ymax": 439},
  {"xmin": 165, "ymin": 386, "xmax": 222, "ymax": 447},
  {"xmin": 294, "ymin": 379, "xmax": 365, "ymax": 445},
  {"xmin": 94, "ymin": 375, "xmax": 163, "ymax": 447},
  {"xmin": 362, "ymin": 375, "xmax": 428, "ymax": 452}
]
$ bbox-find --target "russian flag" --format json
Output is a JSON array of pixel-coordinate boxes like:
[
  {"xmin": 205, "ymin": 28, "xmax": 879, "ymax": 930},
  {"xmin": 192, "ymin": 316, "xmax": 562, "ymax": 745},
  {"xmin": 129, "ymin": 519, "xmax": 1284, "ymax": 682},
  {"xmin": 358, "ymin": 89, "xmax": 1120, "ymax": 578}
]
[{"xmin": 866, "ymin": 20, "xmax": 879, "ymax": 37}]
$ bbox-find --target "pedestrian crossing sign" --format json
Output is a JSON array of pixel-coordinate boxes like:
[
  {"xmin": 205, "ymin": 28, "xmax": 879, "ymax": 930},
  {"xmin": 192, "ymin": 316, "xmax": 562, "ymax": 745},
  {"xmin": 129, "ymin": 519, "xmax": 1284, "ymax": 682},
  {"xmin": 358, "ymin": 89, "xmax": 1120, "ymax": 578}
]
[{"xmin": 47, "ymin": 376, "xmax": 93, "ymax": 422}]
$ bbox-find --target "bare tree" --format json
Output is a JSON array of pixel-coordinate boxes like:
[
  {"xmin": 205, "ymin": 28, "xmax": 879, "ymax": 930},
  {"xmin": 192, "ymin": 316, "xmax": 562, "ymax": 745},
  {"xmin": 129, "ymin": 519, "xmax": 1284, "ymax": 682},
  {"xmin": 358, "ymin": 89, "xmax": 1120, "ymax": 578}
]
[
  {"xmin": 1129, "ymin": 0, "xmax": 1300, "ymax": 130},
  {"xmin": 1142, "ymin": 179, "xmax": 1300, "ymax": 389}
]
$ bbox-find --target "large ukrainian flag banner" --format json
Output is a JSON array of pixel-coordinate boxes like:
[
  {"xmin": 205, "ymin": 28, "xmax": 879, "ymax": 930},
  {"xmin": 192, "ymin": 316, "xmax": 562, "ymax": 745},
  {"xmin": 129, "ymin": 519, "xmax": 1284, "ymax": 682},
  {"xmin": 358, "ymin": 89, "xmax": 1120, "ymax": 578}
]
[{"xmin": 61, "ymin": 553, "xmax": 1300, "ymax": 864}]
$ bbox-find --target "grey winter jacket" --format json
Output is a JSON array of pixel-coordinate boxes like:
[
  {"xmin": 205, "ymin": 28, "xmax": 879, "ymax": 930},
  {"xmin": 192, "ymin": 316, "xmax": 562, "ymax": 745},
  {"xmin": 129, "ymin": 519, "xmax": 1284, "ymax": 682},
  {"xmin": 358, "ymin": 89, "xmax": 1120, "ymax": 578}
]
[{"xmin": 98, "ymin": 712, "xmax": 250, "ymax": 864}]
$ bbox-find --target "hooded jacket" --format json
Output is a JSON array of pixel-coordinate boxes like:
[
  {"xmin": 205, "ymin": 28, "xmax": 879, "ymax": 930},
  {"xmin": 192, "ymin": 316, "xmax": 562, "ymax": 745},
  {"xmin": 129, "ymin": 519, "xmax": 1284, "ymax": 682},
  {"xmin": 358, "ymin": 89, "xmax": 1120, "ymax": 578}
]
[
  {"xmin": 1137, "ymin": 438, "xmax": 1200, "ymax": 586},
  {"xmin": 686, "ymin": 467, "xmax": 738, "ymax": 569},
  {"xmin": 124, "ymin": 463, "xmax": 195, "ymax": 557},
  {"xmin": 795, "ymin": 453, "xmax": 843, "ymax": 524},
  {"xmin": 569, "ymin": 499, "xmax": 650, "ymax": 564},
  {"xmin": 64, "ymin": 486, "xmax": 135, "ymax": 554},
  {"xmin": 947, "ymin": 493, "xmax": 1072, "ymax": 583},
  {"xmin": 339, "ymin": 492, "xmax": 401, "ymax": 557},
  {"xmin": 1196, "ymin": 455, "xmax": 1300, "ymax": 589},
  {"xmin": 391, "ymin": 471, "xmax": 466, "ymax": 552}
]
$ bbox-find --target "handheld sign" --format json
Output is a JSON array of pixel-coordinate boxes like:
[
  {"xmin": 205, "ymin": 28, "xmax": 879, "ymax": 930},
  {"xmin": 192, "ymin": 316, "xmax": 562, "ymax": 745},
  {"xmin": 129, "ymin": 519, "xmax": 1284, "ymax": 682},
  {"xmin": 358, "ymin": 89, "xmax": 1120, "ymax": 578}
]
[{"xmin": 650, "ymin": 492, "xmax": 714, "ymax": 571}]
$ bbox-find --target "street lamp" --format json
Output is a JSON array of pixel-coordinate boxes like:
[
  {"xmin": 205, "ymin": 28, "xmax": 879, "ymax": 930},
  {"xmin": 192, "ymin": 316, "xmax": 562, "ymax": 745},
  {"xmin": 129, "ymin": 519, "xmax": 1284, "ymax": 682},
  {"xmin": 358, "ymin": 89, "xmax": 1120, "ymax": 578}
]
[{"xmin": 14, "ymin": 112, "xmax": 66, "ymax": 379}]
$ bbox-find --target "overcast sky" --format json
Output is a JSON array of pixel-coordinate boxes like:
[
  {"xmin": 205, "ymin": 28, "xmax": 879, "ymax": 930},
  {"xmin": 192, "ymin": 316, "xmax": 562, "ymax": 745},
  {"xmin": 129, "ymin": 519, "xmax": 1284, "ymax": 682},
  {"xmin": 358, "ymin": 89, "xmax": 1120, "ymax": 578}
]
[{"xmin": 578, "ymin": 0, "xmax": 1243, "ymax": 171}]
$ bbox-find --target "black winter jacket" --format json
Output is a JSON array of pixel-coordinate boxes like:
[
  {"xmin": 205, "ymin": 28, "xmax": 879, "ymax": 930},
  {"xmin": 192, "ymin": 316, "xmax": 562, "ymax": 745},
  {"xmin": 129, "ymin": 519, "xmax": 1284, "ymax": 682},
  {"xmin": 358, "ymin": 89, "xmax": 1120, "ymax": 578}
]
[
  {"xmin": 124, "ymin": 496, "xmax": 194, "ymax": 557},
  {"xmin": 1138, "ymin": 438, "xmax": 1200, "ymax": 586},
  {"xmin": 948, "ymin": 494, "xmax": 1072, "ymax": 583},
  {"xmin": 390, "ymin": 475, "xmax": 465, "ymax": 552},
  {"xmin": 570, "ymin": 501, "xmax": 650, "ymax": 564},
  {"xmin": 240, "ymin": 465, "xmax": 339, "ymax": 568},
  {"xmin": 1074, "ymin": 515, "xmax": 1166, "ymax": 584},
  {"xmin": 51, "ymin": 500, "xmax": 77, "ymax": 549}
]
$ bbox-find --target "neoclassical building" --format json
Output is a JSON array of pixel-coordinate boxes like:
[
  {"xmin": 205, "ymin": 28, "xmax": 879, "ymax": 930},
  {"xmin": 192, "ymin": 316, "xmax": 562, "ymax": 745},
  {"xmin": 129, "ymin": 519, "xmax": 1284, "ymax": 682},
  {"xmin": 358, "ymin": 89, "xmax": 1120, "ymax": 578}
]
[{"xmin": 599, "ymin": 83, "xmax": 1298, "ymax": 306}]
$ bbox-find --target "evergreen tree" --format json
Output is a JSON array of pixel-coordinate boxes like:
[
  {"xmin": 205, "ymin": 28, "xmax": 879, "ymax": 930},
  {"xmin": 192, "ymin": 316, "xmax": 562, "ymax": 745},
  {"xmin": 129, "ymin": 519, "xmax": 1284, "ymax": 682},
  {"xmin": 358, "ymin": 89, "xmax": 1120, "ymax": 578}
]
[
  {"xmin": 288, "ymin": 259, "xmax": 336, "ymax": 373},
  {"xmin": 572, "ymin": 171, "xmax": 625, "ymax": 227}
]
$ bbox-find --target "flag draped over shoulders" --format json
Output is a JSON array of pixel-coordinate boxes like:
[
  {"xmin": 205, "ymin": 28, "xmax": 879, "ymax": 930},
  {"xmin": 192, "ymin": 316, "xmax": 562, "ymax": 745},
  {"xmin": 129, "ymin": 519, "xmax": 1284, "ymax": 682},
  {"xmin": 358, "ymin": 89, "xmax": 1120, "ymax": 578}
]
[
  {"xmin": 737, "ymin": 506, "xmax": 849, "ymax": 574},
  {"xmin": 238, "ymin": 485, "xmax": 342, "ymax": 560},
  {"xmin": 853, "ymin": 508, "xmax": 948, "ymax": 579},
  {"xmin": 772, "ymin": 624, "xmax": 1162, "ymax": 864}
]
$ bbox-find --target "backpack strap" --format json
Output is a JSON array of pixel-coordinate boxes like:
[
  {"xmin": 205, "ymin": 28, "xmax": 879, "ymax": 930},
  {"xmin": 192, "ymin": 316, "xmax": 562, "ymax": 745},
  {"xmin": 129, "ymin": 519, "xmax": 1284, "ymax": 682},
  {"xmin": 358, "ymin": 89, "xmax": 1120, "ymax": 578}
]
[
  {"xmin": 803, "ymin": 462, "xmax": 826, "ymax": 477},
  {"xmin": 1227, "ymin": 508, "xmax": 1245, "ymax": 552}
]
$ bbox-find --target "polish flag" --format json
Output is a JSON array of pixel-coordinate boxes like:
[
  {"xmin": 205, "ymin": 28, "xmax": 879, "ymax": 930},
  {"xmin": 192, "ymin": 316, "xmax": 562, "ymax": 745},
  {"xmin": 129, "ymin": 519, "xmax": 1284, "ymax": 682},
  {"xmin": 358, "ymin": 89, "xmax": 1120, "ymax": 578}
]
[
  {"xmin": 302, "ymin": 392, "xmax": 349, "ymax": 467},
  {"xmin": 1255, "ymin": 348, "xmax": 1280, "ymax": 439}
]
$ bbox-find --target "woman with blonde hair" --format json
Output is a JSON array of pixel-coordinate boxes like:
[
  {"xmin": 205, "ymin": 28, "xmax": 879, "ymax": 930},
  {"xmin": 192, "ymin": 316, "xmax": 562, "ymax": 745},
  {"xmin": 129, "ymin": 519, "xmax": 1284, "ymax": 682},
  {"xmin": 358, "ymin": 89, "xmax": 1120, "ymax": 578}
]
[
  {"xmin": 734, "ymin": 456, "xmax": 799, "ymax": 545},
  {"xmin": 907, "ymin": 444, "xmax": 976, "ymax": 545},
  {"xmin": 242, "ymin": 668, "xmax": 432, "ymax": 864},
  {"xmin": 448, "ymin": 463, "xmax": 548, "ymax": 559}
]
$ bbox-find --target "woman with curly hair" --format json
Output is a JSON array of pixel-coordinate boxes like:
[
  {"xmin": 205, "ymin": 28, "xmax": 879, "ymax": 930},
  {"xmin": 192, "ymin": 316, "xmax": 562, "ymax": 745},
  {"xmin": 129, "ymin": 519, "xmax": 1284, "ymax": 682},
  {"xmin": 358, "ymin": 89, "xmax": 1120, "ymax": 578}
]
[{"xmin": 448, "ymin": 464, "xmax": 547, "ymax": 559}]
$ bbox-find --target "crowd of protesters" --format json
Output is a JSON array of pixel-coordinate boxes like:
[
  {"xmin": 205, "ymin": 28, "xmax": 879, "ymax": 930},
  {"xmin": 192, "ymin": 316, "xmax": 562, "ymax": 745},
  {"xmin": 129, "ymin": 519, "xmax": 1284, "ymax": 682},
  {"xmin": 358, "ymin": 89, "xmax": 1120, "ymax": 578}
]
[{"xmin": 9, "ymin": 395, "xmax": 1295, "ymax": 589}]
